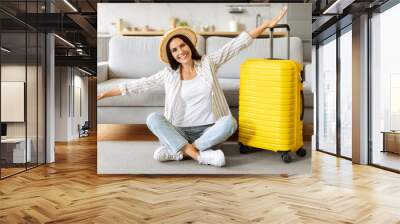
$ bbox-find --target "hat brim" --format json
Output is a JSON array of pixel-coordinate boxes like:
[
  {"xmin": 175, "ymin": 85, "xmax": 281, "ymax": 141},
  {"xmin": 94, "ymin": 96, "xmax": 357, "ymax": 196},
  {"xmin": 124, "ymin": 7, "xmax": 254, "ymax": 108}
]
[{"xmin": 159, "ymin": 27, "xmax": 197, "ymax": 64}]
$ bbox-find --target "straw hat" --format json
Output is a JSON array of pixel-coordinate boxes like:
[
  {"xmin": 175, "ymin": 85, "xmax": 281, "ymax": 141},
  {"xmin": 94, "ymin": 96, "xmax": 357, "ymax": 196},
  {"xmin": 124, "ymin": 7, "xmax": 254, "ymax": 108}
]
[{"xmin": 159, "ymin": 27, "xmax": 197, "ymax": 64}]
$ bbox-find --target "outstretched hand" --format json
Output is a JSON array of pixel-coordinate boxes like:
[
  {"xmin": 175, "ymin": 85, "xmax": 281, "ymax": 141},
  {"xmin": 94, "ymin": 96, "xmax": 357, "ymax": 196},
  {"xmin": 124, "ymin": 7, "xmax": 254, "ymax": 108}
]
[
  {"xmin": 97, "ymin": 93, "xmax": 104, "ymax": 101},
  {"xmin": 262, "ymin": 6, "xmax": 288, "ymax": 29},
  {"xmin": 96, "ymin": 88, "xmax": 123, "ymax": 101},
  {"xmin": 249, "ymin": 6, "xmax": 288, "ymax": 39}
]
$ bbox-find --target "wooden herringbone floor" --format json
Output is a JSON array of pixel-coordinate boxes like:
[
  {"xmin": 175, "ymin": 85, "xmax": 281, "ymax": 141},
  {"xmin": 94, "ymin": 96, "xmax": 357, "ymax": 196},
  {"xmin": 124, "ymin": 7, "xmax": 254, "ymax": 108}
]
[{"xmin": 1, "ymin": 135, "xmax": 400, "ymax": 224}]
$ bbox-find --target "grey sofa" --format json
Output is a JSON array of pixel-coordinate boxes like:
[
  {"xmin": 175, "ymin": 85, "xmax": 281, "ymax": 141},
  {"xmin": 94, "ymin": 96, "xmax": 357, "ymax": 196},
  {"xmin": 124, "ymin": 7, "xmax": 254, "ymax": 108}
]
[{"xmin": 97, "ymin": 34, "xmax": 312, "ymax": 124}]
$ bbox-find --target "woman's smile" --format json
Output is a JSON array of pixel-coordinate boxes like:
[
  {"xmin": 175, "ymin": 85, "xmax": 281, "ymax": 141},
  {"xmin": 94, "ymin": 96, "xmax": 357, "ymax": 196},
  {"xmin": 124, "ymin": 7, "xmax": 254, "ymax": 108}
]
[{"xmin": 178, "ymin": 53, "xmax": 188, "ymax": 60}]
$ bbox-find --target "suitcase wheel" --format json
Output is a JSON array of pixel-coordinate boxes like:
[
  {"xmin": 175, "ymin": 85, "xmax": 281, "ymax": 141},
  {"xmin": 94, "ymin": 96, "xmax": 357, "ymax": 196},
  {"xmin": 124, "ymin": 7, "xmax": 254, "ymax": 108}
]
[
  {"xmin": 296, "ymin": 148, "xmax": 307, "ymax": 157},
  {"xmin": 281, "ymin": 152, "xmax": 292, "ymax": 163},
  {"xmin": 239, "ymin": 142, "xmax": 258, "ymax": 154}
]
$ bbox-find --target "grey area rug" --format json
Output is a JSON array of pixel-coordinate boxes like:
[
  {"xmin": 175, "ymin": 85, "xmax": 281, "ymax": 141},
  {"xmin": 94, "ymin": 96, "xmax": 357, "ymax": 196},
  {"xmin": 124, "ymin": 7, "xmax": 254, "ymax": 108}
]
[{"xmin": 97, "ymin": 141, "xmax": 311, "ymax": 175}]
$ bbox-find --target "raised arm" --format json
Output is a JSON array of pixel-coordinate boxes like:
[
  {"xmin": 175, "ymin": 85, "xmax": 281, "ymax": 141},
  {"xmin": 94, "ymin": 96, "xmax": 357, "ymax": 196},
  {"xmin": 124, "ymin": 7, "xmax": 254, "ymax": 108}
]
[
  {"xmin": 97, "ymin": 67, "xmax": 168, "ymax": 101},
  {"xmin": 207, "ymin": 32, "xmax": 254, "ymax": 69},
  {"xmin": 249, "ymin": 6, "xmax": 288, "ymax": 39},
  {"xmin": 208, "ymin": 6, "xmax": 288, "ymax": 69}
]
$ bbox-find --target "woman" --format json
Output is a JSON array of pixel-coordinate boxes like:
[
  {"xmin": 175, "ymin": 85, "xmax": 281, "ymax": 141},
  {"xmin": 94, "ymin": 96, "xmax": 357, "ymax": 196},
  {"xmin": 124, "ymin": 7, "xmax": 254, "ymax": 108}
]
[{"xmin": 98, "ymin": 7, "xmax": 288, "ymax": 167}]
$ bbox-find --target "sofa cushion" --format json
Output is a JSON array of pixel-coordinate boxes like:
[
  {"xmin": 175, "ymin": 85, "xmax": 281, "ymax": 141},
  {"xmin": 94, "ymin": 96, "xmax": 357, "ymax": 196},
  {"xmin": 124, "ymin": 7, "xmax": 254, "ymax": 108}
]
[
  {"xmin": 97, "ymin": 79, "xmax": 313, "ymax": 117},
  {"xmin": 206, "ymin": 36, "xmax": 303, "ymax": 79},
  {"xmin": 218, "ymin": 78, "xmax": 240, "ymax": 107},
  {"xmin": 97, "ymin": 78, "xmax": 240, "ymax": 107},
  {"xmin": 98, "ymin": 78, "xmax": 311, "ymax": 108},
  {"xmin": 108, "ymin": 35, "xmax": 205, "ymax": 79}
]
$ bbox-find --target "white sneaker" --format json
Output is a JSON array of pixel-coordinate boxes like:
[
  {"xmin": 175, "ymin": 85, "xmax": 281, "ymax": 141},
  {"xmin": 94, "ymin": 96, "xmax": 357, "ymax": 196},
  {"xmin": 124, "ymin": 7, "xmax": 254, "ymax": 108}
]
[
  {"xmin": 198, "ymin": 149, "xmax": 226, "ymax": 167},
  {"xmin": 153, "ymin": 145, "xmax": 183, "ymax": 162}
]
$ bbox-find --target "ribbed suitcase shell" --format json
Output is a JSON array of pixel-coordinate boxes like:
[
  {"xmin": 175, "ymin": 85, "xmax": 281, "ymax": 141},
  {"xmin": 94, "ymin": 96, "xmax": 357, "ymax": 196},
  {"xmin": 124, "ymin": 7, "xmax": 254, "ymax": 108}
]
[{"xmin": 238, "ymin": 59, "xmax": 303, "ymax": 152}]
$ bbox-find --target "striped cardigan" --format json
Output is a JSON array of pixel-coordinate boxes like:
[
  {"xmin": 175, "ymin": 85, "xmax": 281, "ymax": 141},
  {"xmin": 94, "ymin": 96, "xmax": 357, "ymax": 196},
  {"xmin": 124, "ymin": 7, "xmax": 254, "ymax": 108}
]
[{"xmin": 119, "ymin": 31, "xmax": 254, "ymax": 123}]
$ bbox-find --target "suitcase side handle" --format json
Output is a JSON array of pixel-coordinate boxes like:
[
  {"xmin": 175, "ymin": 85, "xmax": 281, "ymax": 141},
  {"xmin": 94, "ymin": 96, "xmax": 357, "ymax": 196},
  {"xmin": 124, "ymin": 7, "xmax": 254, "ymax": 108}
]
[
  {"xmin": 269, "ymin": 24, "xmax": 290, "ymax": 60},
  {"xmin": 300, "ymin": 90, "xmax": 304, "ymax": 121}
]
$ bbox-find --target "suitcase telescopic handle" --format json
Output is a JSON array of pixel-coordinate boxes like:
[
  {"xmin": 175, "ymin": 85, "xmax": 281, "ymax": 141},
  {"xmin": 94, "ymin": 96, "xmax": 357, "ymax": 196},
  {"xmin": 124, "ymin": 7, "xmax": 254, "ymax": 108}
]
[
  {"xmin": 300, "ymin": 90, "xmax": 304, "ymax": 121},
  {"xmin": 269, "ymin": 24, "xmax": 290, "ymax": 60}
]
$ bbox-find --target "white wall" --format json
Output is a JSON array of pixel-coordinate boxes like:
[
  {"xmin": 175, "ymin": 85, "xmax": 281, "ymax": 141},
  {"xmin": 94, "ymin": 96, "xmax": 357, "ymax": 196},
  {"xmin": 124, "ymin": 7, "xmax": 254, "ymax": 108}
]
[
  {"xmin": 1, "ymin": 65, "xmax": 37, "ymax": 138},
  {"xmin": 1, "ymin": 63, "xmax": 46, "ymax": 164},
  {"xmin": 1, "ymin": 65, "xmax": 27, "ymax": 144},
  {"xmin": 55, "ymin": 67, "xmax": 89, "ymax": 141},
  {"xmin": 98, "ymin": 3, "xmax": 310, "ymax": 39},
  {"xmin": 97, "ymin": 3, "xmax": 311, "ymax": 62},
  {"xmin": 55, "ymin": 67, "xmax": 68, "ymax": 141},
  {"xmin": 98, "ymin": 3, "xmax": 285, "ymax": 34},
  {"xmin": 72, "ymin": 74, "xmax": 89, "ymax": 138}
]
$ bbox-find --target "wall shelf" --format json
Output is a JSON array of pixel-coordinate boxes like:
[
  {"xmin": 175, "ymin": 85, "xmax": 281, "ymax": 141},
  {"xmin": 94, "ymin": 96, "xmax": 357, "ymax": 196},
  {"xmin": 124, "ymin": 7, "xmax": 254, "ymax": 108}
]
[{"xmin": 116, "ymin": 19, "xmax": 286, "ymax": 38}]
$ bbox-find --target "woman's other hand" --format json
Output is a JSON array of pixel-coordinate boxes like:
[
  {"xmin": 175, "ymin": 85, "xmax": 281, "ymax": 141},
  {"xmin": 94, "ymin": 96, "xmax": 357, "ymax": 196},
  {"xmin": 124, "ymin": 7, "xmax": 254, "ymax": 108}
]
[
  {"xmin": 249, "ymin": 6, "xmax": 288, "ymax": 39},
  {"xmin": 261, "ymin": 6, "xmax": 288, "ymax": 29}
]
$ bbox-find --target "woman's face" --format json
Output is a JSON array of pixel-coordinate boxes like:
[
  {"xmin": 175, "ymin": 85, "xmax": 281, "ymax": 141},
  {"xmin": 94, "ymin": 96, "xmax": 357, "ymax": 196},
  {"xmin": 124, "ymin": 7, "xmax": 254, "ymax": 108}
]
[{"xmin": 169, "ymin": 37, "xmax": 192, "ymax": 65}]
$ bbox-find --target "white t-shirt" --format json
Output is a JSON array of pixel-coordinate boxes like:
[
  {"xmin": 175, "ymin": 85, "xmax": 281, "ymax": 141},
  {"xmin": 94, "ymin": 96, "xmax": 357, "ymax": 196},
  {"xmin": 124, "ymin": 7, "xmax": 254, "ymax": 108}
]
[{"xmin": 173, "ymin": 74, "xmax": 216, "ymax": 127}]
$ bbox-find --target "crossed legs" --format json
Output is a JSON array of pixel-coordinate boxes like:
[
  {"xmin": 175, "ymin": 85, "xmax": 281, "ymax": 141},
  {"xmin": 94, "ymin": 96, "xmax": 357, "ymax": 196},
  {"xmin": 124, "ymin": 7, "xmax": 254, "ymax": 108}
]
[{"xmin": 146, "ymin": 113, "xmax": 237, "ymax": 164}]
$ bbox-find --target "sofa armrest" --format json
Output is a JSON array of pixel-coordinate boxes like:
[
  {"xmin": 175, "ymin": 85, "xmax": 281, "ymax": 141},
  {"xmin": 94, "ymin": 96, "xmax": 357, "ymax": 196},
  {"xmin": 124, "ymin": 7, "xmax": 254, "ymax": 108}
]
[{"xmin": 97, "ymin": 62, "xmax": 109, "ymax": 83}]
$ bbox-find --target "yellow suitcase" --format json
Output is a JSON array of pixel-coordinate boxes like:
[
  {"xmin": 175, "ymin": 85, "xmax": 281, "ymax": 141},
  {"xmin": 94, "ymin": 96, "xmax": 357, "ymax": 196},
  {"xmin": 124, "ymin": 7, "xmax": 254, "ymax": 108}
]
[{"xmin": 238, "ymin": 24, "xmax": 306, "ymax": 163}]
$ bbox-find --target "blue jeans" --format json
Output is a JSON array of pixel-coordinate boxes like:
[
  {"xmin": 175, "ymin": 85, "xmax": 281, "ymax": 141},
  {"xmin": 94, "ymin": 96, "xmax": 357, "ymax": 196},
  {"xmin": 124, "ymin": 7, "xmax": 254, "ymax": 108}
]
[{"xmin": 146, "ymin": 113, "xmax": 237, "ymax": 154}]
